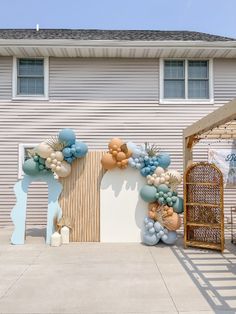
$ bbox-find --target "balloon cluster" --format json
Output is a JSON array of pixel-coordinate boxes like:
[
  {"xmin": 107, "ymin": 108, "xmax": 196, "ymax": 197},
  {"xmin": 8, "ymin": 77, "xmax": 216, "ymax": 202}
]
[
  {"xmin": 101, "ymin": 138, "xmax": 132, "ymax": 170},
  {"xmin": 127, "ymin": 142, "xmax": 171, "ymax": 177},
  {"xmin": 143, "ymin": 218, "xmax": 177, "ymax": 246},
  {"xmin": 139, "ymin": 150, "xmax": 183, "ymax": 246},
  {"xmin": 22, "ymin": 129, "xmax": 88, "ymax": 178},
  {"xmin": 100, "ymin": 138, "xmax": 183, "ymax": 247}
]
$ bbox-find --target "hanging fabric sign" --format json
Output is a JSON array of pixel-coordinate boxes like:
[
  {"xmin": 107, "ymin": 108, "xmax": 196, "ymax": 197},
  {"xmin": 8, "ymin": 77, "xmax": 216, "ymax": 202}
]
[{"xmin": 208, "ymin": 149, "xmax": 236, "ymax": 187}]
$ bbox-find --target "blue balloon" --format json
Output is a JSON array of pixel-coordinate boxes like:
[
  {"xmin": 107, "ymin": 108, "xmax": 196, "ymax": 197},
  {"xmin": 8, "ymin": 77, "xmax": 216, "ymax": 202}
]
[
  {"xmin": 140, "ymin": 168, "xmax": 148, "ymax": 177},
  {"xmin": 157, "ymin": 153, "xmax": 171, "ymax": 169},
  {"xmin": 23, "ymin": 158, "xmax": 40, "ymax": 176},
  {"xmin": 73, "ymin": 141, "xmax": 88, "ymax": 158},
  {"xmin": 161, "ymin": 230, "xmax": 177, "ymax": 244},
  {"xmin": 62, "ymin": 147, "xmax": 72, "ymax": 158},
  {"xmin": 140, "ymin": 185, "xmax": 157, "ymax": 202},
  {"xmin": 38, "ymin": 157, "xmax": 45, "ymax": 165},
  {"xmin": 142, "ymin": 232, "xmax": 160, "ymax": 246},
  {"xmin": 154, "ymin": 221, "xmax": 163, "ymax": 233},
  {"xmin": 58, "ymin": 128, "xmax": 76, "ymax": 147},
  {"xmin": 65, "ymin": 156, "xmax": 76, "ymax": 164},
  {"xmin": 173, "ymin": 197, "xmax": 184, "ymax": 214}
]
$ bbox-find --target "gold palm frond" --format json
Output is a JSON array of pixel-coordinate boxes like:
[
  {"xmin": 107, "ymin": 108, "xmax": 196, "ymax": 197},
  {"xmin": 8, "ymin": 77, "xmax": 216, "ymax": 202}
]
[
  {"xmin": 145, "ymin": 142, "xmax": 160, "ymax": 157},
  {"xmin": 45, "ymin": 136, "xmax": 67, "ymax": 151}
]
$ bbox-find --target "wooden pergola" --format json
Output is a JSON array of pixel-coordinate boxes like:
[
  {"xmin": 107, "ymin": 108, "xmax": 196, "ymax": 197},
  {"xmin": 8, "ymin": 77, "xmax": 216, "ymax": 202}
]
[{"xmin": 183, "ymin": 98, "xmax": 236, "ymax": 169}]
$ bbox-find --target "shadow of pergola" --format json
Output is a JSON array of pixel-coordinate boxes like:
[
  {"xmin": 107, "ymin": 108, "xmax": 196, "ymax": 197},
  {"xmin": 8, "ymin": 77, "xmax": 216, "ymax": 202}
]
[{"xmin": 172, "ymin": 238, "xmax": 236, "ymax": 313}]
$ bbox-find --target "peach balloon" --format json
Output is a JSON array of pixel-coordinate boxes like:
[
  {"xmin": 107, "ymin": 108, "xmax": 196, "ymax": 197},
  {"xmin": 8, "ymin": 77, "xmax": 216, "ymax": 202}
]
[
  {"xmin": 163, "ymin": 212, "xmax": 181, "ymax": 231},
  {"xmin": 116, "ymin": 152, "xmax": 126, "ymax": 161},
  {"xmin": 108, "ymin": 138, "xmax": 123, "ymax": 150},
  {"xmin": 101, "ymin": 153, "xmax": 117, "ymax": 170}
]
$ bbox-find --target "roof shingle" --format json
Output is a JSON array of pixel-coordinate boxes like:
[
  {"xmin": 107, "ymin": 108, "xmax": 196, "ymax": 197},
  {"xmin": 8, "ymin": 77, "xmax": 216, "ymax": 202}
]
[{"xmin": 0, "ymin": 29, "xmax": 234, "ymax": 41}]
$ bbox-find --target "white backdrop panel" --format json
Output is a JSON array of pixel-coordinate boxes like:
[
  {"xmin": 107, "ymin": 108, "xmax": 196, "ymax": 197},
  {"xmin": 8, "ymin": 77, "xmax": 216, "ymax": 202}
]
[{"xmin": 100, "ymin": 168, "xmax": 147, "ymax": 242}]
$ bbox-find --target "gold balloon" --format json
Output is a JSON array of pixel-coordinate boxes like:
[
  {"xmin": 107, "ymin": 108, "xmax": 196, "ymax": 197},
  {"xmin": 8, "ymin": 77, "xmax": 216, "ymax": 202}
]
[{"xmin": 101, "ymin": 153, "xmax": 117, "ymax": 170}]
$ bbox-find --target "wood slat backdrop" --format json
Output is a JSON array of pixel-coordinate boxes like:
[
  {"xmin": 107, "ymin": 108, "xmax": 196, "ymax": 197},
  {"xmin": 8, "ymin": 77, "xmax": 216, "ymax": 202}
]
[{"xmin": 59, "ymin": 151, "xmax": 105, "ymax": 242}]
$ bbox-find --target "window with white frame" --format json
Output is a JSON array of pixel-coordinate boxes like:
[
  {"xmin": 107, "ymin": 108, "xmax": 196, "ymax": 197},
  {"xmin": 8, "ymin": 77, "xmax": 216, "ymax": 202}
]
[
  {"xmin": 160, "ymin": 59, "xmax": 213, "ymax": 103},
  {"xmin": 13, "ymin": 57, "xmax": 48, "ymax": 99},
  {"xmin": 18, "ymin": 143, "xmax": 37, "ymax": 179}
]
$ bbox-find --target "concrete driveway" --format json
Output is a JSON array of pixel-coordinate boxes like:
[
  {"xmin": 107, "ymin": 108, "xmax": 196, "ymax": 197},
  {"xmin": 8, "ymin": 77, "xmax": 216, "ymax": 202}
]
[{"xmin": 0, "ymin": 227, "xmax": 235, "ymax": 314}]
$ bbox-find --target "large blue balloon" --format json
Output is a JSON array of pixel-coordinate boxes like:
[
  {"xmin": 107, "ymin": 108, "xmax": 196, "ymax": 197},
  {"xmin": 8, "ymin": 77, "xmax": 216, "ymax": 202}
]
[
  {"xmin": 161, "ymin": 230, "xmax": 177, "ymax": 244},
  {"xmin": 73, "ymin": 141, "xmax": 88, "ymax": 158},
  {"xmin": 23, "ymin": 158, "xmax": 40, "ymax": 176},
  {"xmin": 158, "ymin": 154, "xmax": 171, "ymax": 169},
  {"xmin": 59, "ymin": 129, "xmax": 76, "ymax": 147},
  {"xmin": 142, "ymin": 232, "xmax": 160, "ymax": 246},
  {"xmin": 173, "ymin": 197, "xmax": 184, "ymax": 214},
  {"xmin": 140, "ymin": 185, "xmax": 157, "ymax": 202}
]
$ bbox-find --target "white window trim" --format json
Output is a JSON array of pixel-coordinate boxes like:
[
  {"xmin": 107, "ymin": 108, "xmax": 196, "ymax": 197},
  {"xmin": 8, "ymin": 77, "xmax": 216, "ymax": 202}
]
[
  {"xmin": 12, "ymin": 56, "xmax": 49, "ymax": 100},
  {"xmin": 18, "ymin": 143, "xmax": 37, "ymax": 179},
  {"xmin": 159, "ymin": 58, "xmax": 214, "ymax": 105}
]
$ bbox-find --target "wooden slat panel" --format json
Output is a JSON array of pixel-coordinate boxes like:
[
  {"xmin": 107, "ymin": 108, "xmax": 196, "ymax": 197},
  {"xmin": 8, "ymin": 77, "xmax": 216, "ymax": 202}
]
[{"xmin": 59, "ymin": 151, "xmax": 105, "ymax": 242}]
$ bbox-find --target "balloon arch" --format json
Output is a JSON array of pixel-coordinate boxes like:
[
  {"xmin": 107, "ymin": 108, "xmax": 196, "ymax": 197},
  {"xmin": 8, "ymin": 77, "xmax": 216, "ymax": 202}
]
[{"xmin": 101, "ymin": 138, "xmax": 184, "ymax": 246}]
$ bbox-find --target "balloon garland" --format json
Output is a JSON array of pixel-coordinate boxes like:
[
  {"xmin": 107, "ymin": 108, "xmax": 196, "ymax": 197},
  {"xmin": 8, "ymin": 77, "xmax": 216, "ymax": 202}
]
[
  {"xmin": 22, "ymin": 129, "xmax": 88, "ymax": 178},
  {"xmin": 101, "ymin": 138, "xmax": 184, "ymax": 246}
]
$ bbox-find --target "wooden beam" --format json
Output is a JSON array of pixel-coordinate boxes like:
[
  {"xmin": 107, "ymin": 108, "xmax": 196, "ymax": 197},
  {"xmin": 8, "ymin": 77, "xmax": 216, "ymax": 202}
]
[
  {"xmin": 183, "ymin": 98, "xmax": 236, "ymax": 139},
  {"xmin": 184, "ymin": 137, "xmax": 193, "ymax": 171}
]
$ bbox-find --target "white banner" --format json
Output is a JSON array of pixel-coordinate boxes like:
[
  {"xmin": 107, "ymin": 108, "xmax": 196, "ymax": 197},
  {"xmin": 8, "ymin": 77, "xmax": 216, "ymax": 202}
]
[{"xmin": 208, "ymin": 149, "xmax": 236, "ymax": 187}]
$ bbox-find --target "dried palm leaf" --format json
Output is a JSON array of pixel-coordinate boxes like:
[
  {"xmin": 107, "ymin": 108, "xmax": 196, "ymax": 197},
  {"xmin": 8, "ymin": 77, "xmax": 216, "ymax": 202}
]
[
  {"xmin": 45, "ymin": 136, "xmax": 66, "ymax": 151},
  {"xmin": 145, "ymin": 142, "xmax": 160, "ymax": 157}
]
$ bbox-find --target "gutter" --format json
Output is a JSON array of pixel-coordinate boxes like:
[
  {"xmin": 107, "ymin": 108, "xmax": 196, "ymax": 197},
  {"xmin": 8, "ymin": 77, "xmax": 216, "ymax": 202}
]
[{"xmin": 0, "ymin": 39, "xmax": 236, "ymax": 49}]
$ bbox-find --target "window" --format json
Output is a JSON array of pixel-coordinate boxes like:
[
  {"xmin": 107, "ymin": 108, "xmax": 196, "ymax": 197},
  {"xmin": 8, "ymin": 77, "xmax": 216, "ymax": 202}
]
[
  {"xmin": 160, "ymin": 59, "xmax": 213, "ymax": 103},
  {"xmin": 13, "ymin": 57, "xmax": 49, "ymax": 99},
  {"xmin": 18, "ymin": 143, "xmax": 37, "ymax": 178}
]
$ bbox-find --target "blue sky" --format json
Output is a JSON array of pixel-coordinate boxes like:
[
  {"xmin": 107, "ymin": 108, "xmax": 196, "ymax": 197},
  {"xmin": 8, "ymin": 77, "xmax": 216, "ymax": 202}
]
[{"xmin": 0, "ymin": 0, "xmax": 235, "ymax": 38}]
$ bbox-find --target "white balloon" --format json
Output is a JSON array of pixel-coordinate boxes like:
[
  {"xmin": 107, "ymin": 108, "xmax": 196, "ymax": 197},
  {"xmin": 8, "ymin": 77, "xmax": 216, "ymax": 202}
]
[
  {"xmin": 154, "ymin": 178, "xmax": 160, "ymax": 186},
  {"xmin": 51, "ymin": 164, "xmax": 56, "ymax": 170},
  {"xmin": 52, "ymin": 159, "xmax": 58, "ymax": 165},
  {"xmin": 35, "ymin": 142, "xmax": 54, "ymax": 159},
  {"xmin": 50, "ymin": 153, "xmax": 56, "ymax": 159},
  {"xmin": 155, "ymin": 166, "xmax": 165, "ymax": 176},
  {"xmin": 45, "ymin": 160, "xmax": 52, "ymax": 168},
  {"xmin": 55, "ymin": 161, "xmax": 71, "ymax": 178},
  {"xmin": 55, "ymin": 151, "xmax": 64, "ymax": 162},
  {"xmin": 160, "ymin": 177, "xmax": 165, "ymax": 184},
  {"xmin": 56, "ymin": 166, "xmax": 61, "ymax": 172},
  {"xmin": 47, "ymin": 157, "xmax": 52, "ymax": 163},
  {"xmin": 57, "ymin": 161, "xmax": 61, "ymax": 166}
]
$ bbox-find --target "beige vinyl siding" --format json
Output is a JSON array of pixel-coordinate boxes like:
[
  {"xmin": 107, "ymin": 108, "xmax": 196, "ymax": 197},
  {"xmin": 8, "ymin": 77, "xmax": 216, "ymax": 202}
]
[
  {"xmin": 0, "ymin": 57, "xmax": 236, "ymax": 238},
  {"xmin": 0, "ymin": 57, "xmax": 12, "ymax": 100},
  {"xmin": 49, "ymin": 58, "xmax": 158, "ymax": 101}
]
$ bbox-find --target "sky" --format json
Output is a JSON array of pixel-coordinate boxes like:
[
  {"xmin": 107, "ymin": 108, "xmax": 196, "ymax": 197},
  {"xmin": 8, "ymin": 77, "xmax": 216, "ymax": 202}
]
[{"xmin": 0, "ymin": 0, "xmax": 235, "ymax": 38}]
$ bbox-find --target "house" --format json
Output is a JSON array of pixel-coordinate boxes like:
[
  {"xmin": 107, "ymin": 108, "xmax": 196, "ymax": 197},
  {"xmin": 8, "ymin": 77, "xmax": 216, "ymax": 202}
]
[{"xmin": 0, "ymin": 29, "xmax": 236, "ymax": 230}]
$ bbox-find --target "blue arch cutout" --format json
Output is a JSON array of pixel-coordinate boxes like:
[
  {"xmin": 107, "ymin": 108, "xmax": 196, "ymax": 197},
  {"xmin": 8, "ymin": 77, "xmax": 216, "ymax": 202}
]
[{"xmin": 11, "ymin": 172, "xmax": 63, "ymax": 245}]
